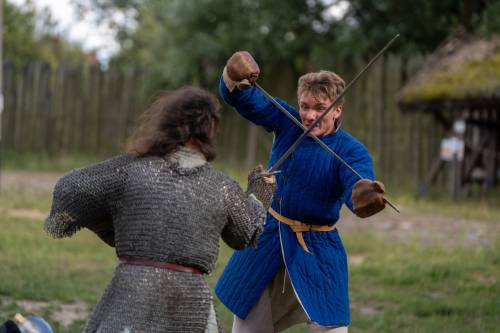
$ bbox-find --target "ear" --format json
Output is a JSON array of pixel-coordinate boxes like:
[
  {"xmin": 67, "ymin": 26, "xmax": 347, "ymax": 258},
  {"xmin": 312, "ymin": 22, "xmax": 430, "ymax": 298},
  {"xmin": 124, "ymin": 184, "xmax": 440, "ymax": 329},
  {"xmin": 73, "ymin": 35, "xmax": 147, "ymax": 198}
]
[{"xmin": 333, "ymin": 105, "xmax": 343, "ymax": 119}]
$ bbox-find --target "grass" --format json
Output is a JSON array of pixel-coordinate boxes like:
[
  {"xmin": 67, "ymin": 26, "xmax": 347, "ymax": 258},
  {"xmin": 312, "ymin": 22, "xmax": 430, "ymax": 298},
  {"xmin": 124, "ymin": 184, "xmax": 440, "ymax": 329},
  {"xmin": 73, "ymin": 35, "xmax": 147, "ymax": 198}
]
[
  {"xmin": 345, "ymin": 233, "xmax": 499, "ymax": 332},
  {"xmin": 0, "ymin": 192, "xmax": 116, "ymax": 333},
  {"xmin": 1, "ymin": 151, "xmax": 101, "ymax": 173},
  {"xmin": 4, "ymin": 151, "xmax": 500, "ymax": 219},
  {"xmin": 4, "ymin": 151, "xmax": 500, "ymax": 222},
  {"xmin": 0, "ymin": 189, "xmax": 498, "ymax": 333},
  {"xmin": 1, "ymin": 154, "xmax": 499, "ymax": 332}
]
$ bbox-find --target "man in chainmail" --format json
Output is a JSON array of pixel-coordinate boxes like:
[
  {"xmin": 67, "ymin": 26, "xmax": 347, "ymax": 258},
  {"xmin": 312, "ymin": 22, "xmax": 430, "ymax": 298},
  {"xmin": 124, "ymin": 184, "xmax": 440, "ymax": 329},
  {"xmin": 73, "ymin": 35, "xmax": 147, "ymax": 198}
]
[
  {"xmin": 44, "ymin": 86, "xmax": 275, "ymax": 333},
  {"xmin": 215, "ymin": 52, "xmax": 387, "ymax": 332}
]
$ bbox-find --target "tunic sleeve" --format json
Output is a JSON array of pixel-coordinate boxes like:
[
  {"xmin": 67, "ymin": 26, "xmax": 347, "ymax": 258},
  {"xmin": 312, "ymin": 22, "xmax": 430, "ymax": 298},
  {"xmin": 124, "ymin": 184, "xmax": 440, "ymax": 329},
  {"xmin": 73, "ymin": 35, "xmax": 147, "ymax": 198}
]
[
  {"xmin": 221, "ymin": 179, "xmax": 266, "ymax": 250},
  {"xmin": 219, "ymin": 77, "xmax": 295, "ymax": 133},
  {"xmin": 44, "ymin": 155, "xmax": 132, "ymax": 246},
  {"xmin": 340, "ymin": 143, "xmax": 375, "ymax": 212}
]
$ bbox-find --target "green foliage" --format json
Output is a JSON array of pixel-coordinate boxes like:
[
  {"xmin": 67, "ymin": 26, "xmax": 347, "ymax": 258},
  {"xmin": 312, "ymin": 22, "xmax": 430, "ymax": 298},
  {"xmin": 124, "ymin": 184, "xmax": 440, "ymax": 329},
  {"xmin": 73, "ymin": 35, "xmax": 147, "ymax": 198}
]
[
  {"xmin": 337, "ymin": 0, "xmax": 491, "ymax": 58},
  {"xmin": 73, "ymin": 0, "xmax": 500, "ymax": 97},
  {"xmin": 3, "ymin": 0, "xmax": 40, "ymax": 66},
  {"xmin": 478, "ymin": 0, "xmax": 500, "ymax": 35},
  {"xmin": 3, "ymin": 0, "xmax": 87, "ymax": 68},
  {"xmin": 81, "ymin": 0, "xmax": 339, "ymax": 95}
]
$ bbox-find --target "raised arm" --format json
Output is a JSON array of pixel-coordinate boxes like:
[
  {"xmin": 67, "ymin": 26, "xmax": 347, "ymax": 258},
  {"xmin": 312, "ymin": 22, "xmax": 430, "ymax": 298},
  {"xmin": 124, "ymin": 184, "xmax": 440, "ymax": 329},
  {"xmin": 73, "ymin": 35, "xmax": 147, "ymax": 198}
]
[
  {"xmin": 44, "ymin": 155, "xmax": 134, "ymax": 246},
  {"xmin": 220, "ymin": 51, "xmax": 293, "ymax": 133}
]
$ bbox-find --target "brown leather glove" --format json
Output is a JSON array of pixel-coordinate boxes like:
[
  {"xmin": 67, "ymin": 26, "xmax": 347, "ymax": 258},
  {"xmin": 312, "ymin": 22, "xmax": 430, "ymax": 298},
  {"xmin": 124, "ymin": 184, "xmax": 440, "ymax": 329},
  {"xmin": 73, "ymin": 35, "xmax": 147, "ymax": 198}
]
[
  {"xmin": 246, "ymin": 164, "xmax": 276, "ymax": 210},
  {"xmin": 351, "ymin": 179, "xmax": 386, "ymax": 218},
  {"xmin": 223, "ymin": 51, "xmax": 260, "ymax": 91}
]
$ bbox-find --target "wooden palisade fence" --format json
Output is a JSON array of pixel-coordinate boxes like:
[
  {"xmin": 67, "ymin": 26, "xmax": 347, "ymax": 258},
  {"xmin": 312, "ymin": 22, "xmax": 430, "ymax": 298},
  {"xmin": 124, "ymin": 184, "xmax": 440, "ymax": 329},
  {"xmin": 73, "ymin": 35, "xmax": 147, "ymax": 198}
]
[{"xmin": 2, "ymin": 57, "xmax": 442, "ymax": 191}]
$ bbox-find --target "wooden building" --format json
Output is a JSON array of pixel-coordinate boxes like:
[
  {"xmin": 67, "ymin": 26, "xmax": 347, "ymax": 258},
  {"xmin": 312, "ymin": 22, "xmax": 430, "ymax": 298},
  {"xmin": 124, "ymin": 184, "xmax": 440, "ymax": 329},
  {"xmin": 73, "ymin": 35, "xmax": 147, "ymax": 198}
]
[{"xmin": 398, "ymin": 35, "xmax": 500, "ymax": 196}]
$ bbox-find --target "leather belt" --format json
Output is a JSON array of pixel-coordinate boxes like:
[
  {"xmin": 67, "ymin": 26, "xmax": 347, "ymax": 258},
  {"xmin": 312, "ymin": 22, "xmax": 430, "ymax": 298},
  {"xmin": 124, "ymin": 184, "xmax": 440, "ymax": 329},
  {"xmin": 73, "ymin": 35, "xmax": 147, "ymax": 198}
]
[
  {"xmin": 268, "ymin": 207, "xmax": 335, "ymax": 254},
  {"xmin": 119, "ymin": 257, "xmax": 204, "ymax": 274}
]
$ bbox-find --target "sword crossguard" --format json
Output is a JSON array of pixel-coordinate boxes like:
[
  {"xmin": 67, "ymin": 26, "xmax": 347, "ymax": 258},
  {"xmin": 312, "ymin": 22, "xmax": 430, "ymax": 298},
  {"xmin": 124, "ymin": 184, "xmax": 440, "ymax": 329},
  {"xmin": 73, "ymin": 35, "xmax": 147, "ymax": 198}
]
[{"xmin": 260, "ymin": 170, "xmax": 281, "ymax": 178}]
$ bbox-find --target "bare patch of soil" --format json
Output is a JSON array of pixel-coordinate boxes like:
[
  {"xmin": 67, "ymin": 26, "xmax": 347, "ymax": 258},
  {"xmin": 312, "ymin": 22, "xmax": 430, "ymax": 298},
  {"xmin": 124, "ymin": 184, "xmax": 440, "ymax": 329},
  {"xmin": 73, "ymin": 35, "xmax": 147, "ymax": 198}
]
[
  {"xmin": 1, "ymin": 171, "xmax": 59, "ymax": 194},
  {"xmin": 338, "ymin": 206, "xmax": 499, "ymax": 248},
  {"xmin": 4, "ymin": 208, "xmax": 47, "ymax": 220},
  {"xmin": 1, "ymin": 298, "xmax": 89, "ymax": 328},
  {"xmin": 2, "ymin": 171, "xmax": 498, "ymax": 249}
]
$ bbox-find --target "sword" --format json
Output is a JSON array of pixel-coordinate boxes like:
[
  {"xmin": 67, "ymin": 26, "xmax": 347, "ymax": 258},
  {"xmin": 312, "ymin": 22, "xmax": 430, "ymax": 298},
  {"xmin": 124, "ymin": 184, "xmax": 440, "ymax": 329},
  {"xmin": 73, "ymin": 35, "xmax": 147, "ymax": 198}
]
[
  {"xmin": 268, "ymin": 34, "xmax": 399, "ymax": 173},
  {"xmin": 256, "ymin": 34, "xmax": 400, "ymax": 213}
]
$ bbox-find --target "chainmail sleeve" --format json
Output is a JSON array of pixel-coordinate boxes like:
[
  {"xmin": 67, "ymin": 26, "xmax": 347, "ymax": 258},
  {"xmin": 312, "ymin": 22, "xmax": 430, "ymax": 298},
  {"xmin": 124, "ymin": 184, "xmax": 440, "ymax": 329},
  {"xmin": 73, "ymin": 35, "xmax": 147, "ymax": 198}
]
[
  {"xmin": 221, "ymin": 179, "xmax": 266, "ymax": 250},
  {"xmin": 44, "ymin": 155, "xmax": 134, "ymax": 246}
]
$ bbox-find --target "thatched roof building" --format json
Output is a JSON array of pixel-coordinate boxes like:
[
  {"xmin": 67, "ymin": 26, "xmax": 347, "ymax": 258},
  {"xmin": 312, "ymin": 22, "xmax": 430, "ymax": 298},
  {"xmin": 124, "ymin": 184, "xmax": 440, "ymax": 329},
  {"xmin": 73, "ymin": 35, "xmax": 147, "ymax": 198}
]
[
  {"xmin": 399, "ymin": 34, "xmax": 500, "ymax": 112},
  {"xmin": 398, "ymin": 34, "xmax": 500, "ymax": 195}
]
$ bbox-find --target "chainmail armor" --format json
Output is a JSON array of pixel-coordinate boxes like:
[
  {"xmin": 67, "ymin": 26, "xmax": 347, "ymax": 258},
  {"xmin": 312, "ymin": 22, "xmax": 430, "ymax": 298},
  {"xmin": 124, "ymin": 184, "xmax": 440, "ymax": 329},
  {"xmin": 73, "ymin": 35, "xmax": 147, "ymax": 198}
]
[{"xmin": 44, "ymin": 148, "xmax": 265, "ymax": 333}]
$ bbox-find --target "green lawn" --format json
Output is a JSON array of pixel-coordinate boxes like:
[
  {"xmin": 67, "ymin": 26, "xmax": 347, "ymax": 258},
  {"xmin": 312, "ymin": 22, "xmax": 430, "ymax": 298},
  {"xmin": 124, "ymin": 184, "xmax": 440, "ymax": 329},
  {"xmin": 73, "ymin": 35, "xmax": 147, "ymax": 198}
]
[{"xmin": 0, "ymin": 185, "xmax": 499, "ymax": 332}]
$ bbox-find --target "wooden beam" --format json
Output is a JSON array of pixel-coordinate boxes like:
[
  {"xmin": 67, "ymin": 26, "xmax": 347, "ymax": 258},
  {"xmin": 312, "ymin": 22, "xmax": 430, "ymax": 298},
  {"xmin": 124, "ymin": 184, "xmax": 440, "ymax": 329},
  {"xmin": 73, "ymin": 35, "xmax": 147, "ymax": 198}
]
[
  {"xmin": 463, "ymin": 132, "xmax": 492, "ymax": 180},
  {"xmin": 419, "ymin": 156, "xmax": 445, "ymax": 196}
]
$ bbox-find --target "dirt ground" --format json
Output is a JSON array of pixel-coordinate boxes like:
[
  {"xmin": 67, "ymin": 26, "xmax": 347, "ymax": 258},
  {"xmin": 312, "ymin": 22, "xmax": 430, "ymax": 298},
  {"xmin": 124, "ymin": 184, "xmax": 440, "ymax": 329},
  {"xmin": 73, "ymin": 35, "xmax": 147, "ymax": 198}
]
[
  {"xmin": 2, "ymin": 170, "xmax": 498, "ymax": 249},
  {"xmin": 1, "ymin": 170, "xmax": 498, "ymax": 328},
  {"xmin": 1, "ymin": 298, "xmax": 88, "ymax": 328},
  {"xmin": 338, "ymin": 206, "xmax": 499, "ymax": 249},
  {"xmin": 1, "ymin": 170, "xmax": 61, "ymax": 195}
]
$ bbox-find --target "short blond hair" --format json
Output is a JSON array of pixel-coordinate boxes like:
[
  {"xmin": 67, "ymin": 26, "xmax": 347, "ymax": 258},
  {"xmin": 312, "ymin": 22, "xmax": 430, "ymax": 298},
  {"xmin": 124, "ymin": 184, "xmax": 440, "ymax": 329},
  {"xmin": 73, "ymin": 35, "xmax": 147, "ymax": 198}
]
[{"xmin": 297, "ymin": 70, "xmax": 346, "ymax": 104}]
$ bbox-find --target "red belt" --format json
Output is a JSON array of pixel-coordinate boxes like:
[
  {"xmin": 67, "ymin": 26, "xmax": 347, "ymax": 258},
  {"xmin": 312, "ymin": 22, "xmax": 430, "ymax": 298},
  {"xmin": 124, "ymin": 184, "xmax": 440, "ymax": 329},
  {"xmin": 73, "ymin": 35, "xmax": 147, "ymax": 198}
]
[{"xmin": 119, "ymin": 257, "xmax": 204, "ymax": 274}]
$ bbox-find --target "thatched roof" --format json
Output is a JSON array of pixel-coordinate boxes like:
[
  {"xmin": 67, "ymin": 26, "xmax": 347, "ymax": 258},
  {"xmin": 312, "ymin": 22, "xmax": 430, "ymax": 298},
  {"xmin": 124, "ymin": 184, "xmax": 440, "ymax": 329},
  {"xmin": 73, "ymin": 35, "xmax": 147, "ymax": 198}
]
[{"xmin": 398, "ymin": 34, "xmax": 500, "ymax": 112}]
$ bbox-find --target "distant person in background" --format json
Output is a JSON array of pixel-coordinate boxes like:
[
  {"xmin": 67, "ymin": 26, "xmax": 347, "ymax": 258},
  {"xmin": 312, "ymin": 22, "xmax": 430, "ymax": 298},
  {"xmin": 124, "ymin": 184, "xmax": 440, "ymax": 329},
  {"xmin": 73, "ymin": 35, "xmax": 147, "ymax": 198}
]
[
  {"xmin": 215, "ymin": 51, "xmax": 386, "ymax": 333},
  {"xmin": 44, "ymin": 86, "xmax": 275, "ymax": 333}
]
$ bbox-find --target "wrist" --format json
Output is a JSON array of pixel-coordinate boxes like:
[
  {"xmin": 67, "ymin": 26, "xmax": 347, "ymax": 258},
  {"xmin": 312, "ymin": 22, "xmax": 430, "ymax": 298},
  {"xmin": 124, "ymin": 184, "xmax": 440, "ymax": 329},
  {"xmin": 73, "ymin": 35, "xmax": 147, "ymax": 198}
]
[{"xmin": 222, "ymin": 66, "xmax": 238, "ymax": 92}]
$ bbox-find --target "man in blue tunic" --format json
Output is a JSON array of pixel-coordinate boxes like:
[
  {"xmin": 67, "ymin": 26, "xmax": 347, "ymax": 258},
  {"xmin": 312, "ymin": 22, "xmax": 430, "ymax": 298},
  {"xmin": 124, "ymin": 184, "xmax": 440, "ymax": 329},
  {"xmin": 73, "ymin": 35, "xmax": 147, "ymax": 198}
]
[{"xmin": 215, "ymin": 51, "xmax": 386, "ymax": 333}]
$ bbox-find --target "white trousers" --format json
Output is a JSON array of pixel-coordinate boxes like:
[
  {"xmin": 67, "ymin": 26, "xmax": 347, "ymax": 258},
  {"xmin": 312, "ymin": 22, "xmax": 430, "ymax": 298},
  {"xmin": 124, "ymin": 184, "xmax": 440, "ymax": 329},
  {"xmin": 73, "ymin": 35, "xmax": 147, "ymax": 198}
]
[
  {"xmin": 232, "ymin": 267, "xmax": 348, "ymax": 333},
  {"xmin": 205, "ymin": 303, "xmax": 219, "ymax": 333}
]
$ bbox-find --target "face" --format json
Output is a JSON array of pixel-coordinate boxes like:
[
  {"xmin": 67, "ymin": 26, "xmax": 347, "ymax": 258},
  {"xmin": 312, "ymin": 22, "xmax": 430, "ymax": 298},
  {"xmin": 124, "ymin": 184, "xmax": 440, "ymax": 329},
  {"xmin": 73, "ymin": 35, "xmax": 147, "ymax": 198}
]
[{"xmin": 298, "ymin": 92, "xmax": 342, "ymax": 137}]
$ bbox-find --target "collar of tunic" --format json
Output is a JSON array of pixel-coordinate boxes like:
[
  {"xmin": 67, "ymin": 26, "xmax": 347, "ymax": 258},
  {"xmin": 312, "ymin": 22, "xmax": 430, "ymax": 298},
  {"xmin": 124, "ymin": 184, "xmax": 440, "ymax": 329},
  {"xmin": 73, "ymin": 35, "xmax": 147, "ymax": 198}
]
[{"xmin": 170, "ymin": 146, "xmax": 207, "ymax": 168}]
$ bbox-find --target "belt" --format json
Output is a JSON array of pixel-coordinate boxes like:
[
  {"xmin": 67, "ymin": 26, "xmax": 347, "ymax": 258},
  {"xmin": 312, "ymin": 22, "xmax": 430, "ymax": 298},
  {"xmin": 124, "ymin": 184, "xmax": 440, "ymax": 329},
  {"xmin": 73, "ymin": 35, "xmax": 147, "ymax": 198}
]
[
  {"xmin": 119, "ymin": 257, "xmax": 204, "ymax": 274},
  {"xmin": 268, "ymin": 207, "xmax": 335, "ymax": 254}
]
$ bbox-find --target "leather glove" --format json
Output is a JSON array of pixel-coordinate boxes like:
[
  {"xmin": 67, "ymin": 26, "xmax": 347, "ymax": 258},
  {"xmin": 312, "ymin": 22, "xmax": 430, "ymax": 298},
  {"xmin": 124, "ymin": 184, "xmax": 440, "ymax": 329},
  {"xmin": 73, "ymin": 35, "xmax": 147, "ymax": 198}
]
[
  {"xmin": 351, "ymin": 179, "xmax": 386, "ymax": 218},
  {"xmin": 223, "ymin": 51, "xmax": 260, "ymax": 91},
  {"xmin": 247, "ymin": 164, "xmax": 276, "ymax": 210}
]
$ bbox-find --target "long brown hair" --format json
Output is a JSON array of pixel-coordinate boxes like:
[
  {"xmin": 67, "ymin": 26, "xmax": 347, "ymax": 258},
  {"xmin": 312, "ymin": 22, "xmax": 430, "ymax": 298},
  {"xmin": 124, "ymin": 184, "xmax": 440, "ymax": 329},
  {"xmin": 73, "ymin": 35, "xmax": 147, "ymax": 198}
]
[{"xmin": 127, "ymin": 86, "xmax": 220, "ymax": 161}]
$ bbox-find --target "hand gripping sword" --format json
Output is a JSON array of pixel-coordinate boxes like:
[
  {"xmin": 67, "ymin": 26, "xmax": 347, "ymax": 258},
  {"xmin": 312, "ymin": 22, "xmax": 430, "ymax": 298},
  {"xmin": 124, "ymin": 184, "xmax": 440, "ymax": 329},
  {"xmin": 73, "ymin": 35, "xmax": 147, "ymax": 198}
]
[{"xmin": 255, "ymin": 34, "xmax": 400, "ymax": 213}]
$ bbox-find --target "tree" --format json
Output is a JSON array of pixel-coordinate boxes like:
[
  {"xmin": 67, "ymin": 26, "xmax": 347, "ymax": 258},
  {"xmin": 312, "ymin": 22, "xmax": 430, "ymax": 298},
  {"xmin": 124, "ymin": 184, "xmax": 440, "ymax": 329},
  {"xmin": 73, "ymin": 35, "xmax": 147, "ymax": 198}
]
[
  {"xmin": 4, "ymin": 0, "xmax": 86, "ymax": 68},
  {"xmin": 336, "ymin": 0, "xmax": 499, "ymax": 58},
  {"xmin": 74, "ymin": 0, "xmax": 500, "ymax": 94},
  {"xmin": 4, "ymin": 0, "xmax": 40, "ymax": 67},
  {"xmin": 75, "ymin": 0, "xmax": 341, "ymax": 96}
]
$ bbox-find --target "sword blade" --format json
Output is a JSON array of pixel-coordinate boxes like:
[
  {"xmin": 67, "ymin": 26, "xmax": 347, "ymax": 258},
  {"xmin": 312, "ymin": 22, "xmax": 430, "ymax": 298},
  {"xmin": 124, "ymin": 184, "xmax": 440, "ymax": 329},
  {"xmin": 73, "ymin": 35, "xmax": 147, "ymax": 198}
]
[
  {"xmin": 255, "ymin": 83, "xmax": 363, "ymax": 180},
  {"xmin": 268, "ymin": 34, "xmax": 400, "ymax": 173},
  {"xmin": 254, "ymin": 34, "xmax": 401, "ymax": 213},
  {"xmin": 255, "ymin": 83, "xmax": 400, "ymax": 213}
]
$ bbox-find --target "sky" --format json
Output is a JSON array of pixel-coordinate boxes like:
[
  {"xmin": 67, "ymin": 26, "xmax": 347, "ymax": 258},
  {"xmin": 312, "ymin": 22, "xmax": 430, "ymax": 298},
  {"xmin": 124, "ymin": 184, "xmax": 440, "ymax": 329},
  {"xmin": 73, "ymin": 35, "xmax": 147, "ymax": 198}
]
[{"xmin": 8, "ymin": 0, "xmax": 122, "ymax": 62}]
